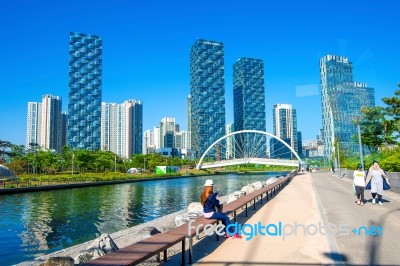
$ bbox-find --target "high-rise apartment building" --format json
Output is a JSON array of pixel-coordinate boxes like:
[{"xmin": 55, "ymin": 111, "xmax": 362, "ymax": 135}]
[
  {"xmin": 26, "ymin": 102, "xmax": 42, "ymax": 150},
  {"xmin": 143, "ymin": 130, "xmax": 154, "ymax": 154},
  {"xmin": 153, "ymin": 126, "xmax": 161, "ymax": 150},
  {"xmin": 297, "ymin": 131, "xmax": 303, "ymax": 158},
  {"xmin": 272, "ymin": 104, "xmax": 298, "ymax": 158},
  {"xmin": 41, "ymin": 94, "xmax": 63, "ymax": 152},
  {"xmin": 181, "ymin": 131, "xmax": 190, "ymax": 149},
  {"xmin": 225, "ymin": 124, "xmax": 234, "ymax": 159},
  {"xmin": 320, "ymin": 55, "xmax": 375, "ymax": 159},
  {"xmin": 160, "ymin": 118, "xmax": 176, "ymax": 148},
  {"xmin": 190, "ymin": 39, "xmax": 226, "ymax": 157},
  {"xmin": 129, "ymin": 100, "xmax": 143, "ymax": 155},
  {"xmin": 26, "ymin": 95, "xmax": 65, "ymax": 152},
  {"xmin": 61, "ymin": 112, "xmax": 68, "ymax": 149},
  {"xmin": 68, "ymin": 32, "xmax": 102, "ymax": 150},
  {"xmin": 175, "ymin": 132, "xmax": 183, "ymax": 149},
  {"xmin": 233, "ymin": 58, "xmax": 266, "ymax": 132},
  {"xmin": 101, "ymin": 100, "xmax": 142, "ymax": 158}
]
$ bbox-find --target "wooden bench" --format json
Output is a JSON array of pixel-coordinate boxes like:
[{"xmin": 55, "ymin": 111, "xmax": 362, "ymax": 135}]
[
  {"xmin": 84, "ymin": 172, "xmax": 295, "ymax": 265},
  {"xmin": 167, "ymin": 174, "xmax": 293, "ymax": 264},
  {"xmin": 83, "ymin": 233, "xmax": 185, "ymax": 266}
]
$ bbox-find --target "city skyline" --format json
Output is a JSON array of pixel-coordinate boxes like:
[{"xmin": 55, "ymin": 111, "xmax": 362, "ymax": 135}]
[{"xmin": 1, "ymin": 1, "xmax": 399, "ymax": 146}]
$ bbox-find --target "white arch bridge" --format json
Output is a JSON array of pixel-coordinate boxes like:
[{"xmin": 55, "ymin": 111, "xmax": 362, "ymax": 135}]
[{"xmin": 196, "ymin": 130, "xmax": 303, "ymax": 170}]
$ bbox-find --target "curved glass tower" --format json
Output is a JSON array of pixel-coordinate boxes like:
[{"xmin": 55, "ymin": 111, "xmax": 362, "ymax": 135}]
[
  {"xmin": 68, "ymin": 32, "xmax": 102, "ymax": 150},
  {"xmin": 320, "ymin": 55, "xmax": 375, "ymax": 159}
]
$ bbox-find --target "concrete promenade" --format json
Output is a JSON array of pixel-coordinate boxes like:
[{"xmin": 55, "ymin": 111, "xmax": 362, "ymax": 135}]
[{"xmin": 183, "ymin": 171, "xmax": 400, "ymax": 266}]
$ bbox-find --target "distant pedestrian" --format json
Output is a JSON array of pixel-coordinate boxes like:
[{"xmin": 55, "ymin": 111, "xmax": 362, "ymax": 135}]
[
  {"xmin": 201, "ymin": 179, "xmax": 242, "ymax": 239},
  {"xmin": 353, "ymin": 164, "xmax": 366, "ymax": 206},
  {"xmin": 365, "ymin": 161, "xmax": 390, "ymax": 205}
]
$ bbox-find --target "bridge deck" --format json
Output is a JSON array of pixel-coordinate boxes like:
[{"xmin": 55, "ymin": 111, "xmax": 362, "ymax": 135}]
[{"xmin": 199, "ymin": 158, "xmax": 299, "ymax": 169}]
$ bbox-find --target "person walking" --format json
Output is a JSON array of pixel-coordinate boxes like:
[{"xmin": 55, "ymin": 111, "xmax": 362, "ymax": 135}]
[
  {"xmin": 353, "ymin": 164, "xmax": 366, "ymax": 206},
  {"xmin": 365, "ymin": 161, "xmax": 389, "ymax": 205},
  {"xmin": 201, "ymin": 179, "xmax": 242, "ymax": 239}
]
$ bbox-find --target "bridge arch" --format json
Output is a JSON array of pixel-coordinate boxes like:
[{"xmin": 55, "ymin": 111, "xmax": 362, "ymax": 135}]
[{"xmin": 196, "ymin": 130, "xmax": 303, "ymax": 169}]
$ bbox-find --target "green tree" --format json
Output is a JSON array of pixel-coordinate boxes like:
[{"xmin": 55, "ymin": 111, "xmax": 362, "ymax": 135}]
[
  {"xmin": 74, "ymin": 150, "xmax": 95, "ymax": 172},
  {"xmin": 0, "ymin": 140, "xmax": 12, "ymax": 162},
  {"xmin": 94, "ymin": 150, "xmax": 116, "ymax": 172},
  {"xmin": 332, "ymin": 138, "xmax": 346, "ymax": 167},
  {"xmin": 358, "ymin": 86, "xmax": 400, "ymax": 152},
  {"xmin": 10, "ymin": 144, "xmax": 26, "ymax": 159},
  {"xmin": 382, "ymin": 85, "xmax": 400, "ymax": 139},
  {"xmin": 360, "ymin": 106, "xmax": 388, "ymax": 153}
]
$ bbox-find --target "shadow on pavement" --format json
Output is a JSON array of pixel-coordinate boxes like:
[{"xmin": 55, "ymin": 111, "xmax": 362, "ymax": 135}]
[
  {"xmin": 323, "ymin": 252, "xmax": 347, "ymax": 264},
  {"xmin": 366, "ymin": 208, "xmax": 400, "ymax": 266}
]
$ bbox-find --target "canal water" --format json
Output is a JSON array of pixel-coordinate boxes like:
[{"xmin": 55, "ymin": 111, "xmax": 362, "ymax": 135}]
[{"xmin": 0, "ymin": 172, "xmax": 285, "ymax": 265}]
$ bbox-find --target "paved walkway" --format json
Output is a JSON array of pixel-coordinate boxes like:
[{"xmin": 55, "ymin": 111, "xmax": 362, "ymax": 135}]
[
  {"xmin": 185, "ymin": 171, "xmax": 400, "ymax": 266},
  {"xmin": 312, "ymin": 171, "xmax": 400, "ymax": 266}
]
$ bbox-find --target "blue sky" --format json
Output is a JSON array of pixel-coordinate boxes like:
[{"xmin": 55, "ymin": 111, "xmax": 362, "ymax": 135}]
[{"xmin": 1, "ymin": 0, "xmax": 399, "ymax": 146}]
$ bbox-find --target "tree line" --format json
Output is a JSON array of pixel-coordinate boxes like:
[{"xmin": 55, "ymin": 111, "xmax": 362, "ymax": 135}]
[
  {"xmin": 341, "ymin": 85, "xmax": 400, "ymax": 171},
  {"xmin": 0, "ymin": 144, "xmax": 197, "ymax": 175}
]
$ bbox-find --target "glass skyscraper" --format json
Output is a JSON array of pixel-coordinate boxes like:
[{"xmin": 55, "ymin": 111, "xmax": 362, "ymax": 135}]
[
  {"xmin": 68, "ymin": 32, "xmax": 102, "ymax": 150},
  {"xmin": 320, "ymin": 55, "xmax": 375, "ymax": 159},
  {"xmin": 190, "ymin": 39, "xmax": 226, "ymax": 157},
  {"xmin": 233, "ymin": 58, "xmax": 266, "ymax": 131},
  {"xmin": 233, "ymin": 58, "xmax": 266, "ymax": 158}
]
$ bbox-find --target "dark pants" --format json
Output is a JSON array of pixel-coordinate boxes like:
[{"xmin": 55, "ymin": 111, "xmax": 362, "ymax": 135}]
[
  {"xmin": 355, "ymin": 186, "xmax": 365, "ymax": 202},
  {"xmin": 210, "ymin": 212, "xmax": 233, "ymax": 234},
  {"xmin": 371, "ymin": 192, "xmax": 382, "ymax": 201}
]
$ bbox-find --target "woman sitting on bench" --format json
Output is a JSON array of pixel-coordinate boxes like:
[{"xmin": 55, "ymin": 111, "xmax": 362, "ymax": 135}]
[{"xmin": 201, "ymin": 179, "xmax": 242, "ymax": 239}]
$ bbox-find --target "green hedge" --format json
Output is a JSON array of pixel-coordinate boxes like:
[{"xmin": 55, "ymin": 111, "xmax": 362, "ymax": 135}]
[{"xmin": 342, "ymin": 147, "xmax": 400, "ymax": 172}]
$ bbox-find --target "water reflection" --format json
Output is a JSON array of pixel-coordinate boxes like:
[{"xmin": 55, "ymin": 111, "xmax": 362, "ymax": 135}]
[{"xmin": 0, "ymin": 172, "xmax": 284, "ymax": 265}]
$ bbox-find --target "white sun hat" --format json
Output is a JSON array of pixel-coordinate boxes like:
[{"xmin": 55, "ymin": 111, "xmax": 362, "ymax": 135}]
[{"xmin": 204, "ymin": 179, "xmax": 214, "ymax": 186}]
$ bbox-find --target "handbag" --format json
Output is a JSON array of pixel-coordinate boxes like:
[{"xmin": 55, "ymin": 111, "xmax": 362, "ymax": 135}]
[
  {"xmin": 352, "ymin": 183, "xmax": 357, "ymax": 196},
  {"xmin": 383, "ymin": 177, "xmax": 391, "ymax": 190}
]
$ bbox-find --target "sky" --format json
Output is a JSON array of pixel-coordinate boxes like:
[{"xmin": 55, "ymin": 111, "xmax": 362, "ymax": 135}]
[{"xmin": 0, "ymin": 0, "xmax": 399, "ymax": 146}]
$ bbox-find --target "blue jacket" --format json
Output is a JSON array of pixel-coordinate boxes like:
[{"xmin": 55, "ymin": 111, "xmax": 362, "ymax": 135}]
[{"xmin": 203, "ymin": 192, "xmax": 222, "ymax": 213}]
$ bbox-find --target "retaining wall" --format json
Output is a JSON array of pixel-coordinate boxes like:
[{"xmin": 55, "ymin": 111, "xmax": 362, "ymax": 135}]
[{"xmin": 342, "ymin": 169, "xmax": 400, "ymax": 194}]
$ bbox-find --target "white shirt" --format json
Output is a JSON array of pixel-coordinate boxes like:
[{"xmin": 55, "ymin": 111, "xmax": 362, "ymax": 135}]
[{"xmin": 353, "ymin": 170, "xmax": 366, "ymax": 187}]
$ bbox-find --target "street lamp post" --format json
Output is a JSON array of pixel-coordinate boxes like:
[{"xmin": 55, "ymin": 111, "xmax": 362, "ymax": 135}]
[
  {"xmin": 144, "ymin": 158, "xmax": 146, "ymax": 172},
  {"xmin": 114, "ymin": 155, "xmax": 117, "ymax": 172},
  {"xmin": 29, "ymin": 142, "xmax": 39, "ymax": 179},
  {"xmin": 337, "ymin": 141, "xmax": 341, "ymax": 178},
  {"xmin": 72, "ymin": 152, "xmax": 74, "ymax": 175},
  {"xmin": 357, "ymin": 124, "xmax": 364, "ymax": 170}
]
